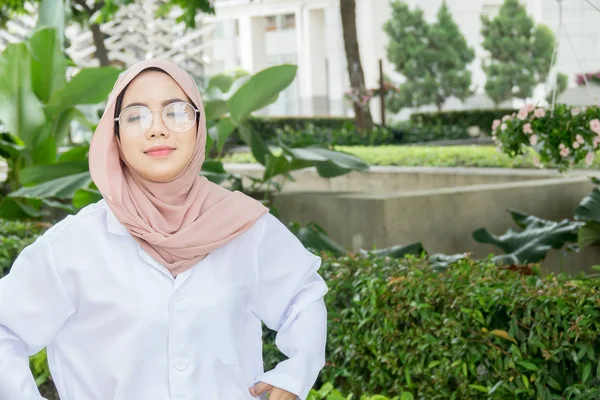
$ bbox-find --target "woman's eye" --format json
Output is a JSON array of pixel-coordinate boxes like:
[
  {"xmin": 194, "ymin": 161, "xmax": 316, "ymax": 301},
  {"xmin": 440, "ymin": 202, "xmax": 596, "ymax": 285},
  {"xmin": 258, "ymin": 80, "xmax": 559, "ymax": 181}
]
[{"xmin": 127, "ymin": 116, "xmax": 141, "ymax": 123}]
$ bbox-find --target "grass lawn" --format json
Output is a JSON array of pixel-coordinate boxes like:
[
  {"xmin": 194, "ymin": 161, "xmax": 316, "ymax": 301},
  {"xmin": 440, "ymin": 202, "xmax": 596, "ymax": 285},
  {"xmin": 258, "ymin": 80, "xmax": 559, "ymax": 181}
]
[{"xmin": 222, "ymin": 145, "xmax": 600, "ymax": 169}]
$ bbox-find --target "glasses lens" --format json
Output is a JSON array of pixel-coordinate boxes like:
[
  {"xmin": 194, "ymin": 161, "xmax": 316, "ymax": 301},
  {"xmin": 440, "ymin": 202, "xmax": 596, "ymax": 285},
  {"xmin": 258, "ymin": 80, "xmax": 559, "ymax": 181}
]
[
  {"xmin": 164, "ymin": 102, "xmax": 196, "ymax": 132},
  {"xmin": 120, "ymin": 107, "xmax": 152, "ymax": 136}
]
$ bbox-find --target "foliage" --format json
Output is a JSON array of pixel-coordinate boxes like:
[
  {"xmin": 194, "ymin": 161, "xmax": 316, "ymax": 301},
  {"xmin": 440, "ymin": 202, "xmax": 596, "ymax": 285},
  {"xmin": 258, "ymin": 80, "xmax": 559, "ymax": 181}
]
[
  {"xmin": 0, "ymin": 24, "xmax": 120, "ymax": 220},
  {"xmin": 200, "ymin": 67, "xmax": 370, "ymax": 199},
  {"xmin": 491, "ymin": 103, "xmax": 600, "ymax": 172},
  {"xmin": 480, "ymin": 0, "xmax": 556, "ymax": 105},
  {"xmin": 574, "ymin": 177, "xmax": 600, "ymax": 249},
  {"xmin": 409, "ymin": 108, "xmax": 518, "ymax": 132},
  {"xmin": 273, "ymin": 124, "xmax": 397, "ymax": 147},
  {"xmin": 251, "ymin": 253, "xmax": 600, "ymax": 398},
  {"xmin": 384, "ymin": 1, "xmax": 474, "ymax": 111},
  {"xmin": 222, "ymin": 145, "xmax": 550, "ymax": 169},
  {"xmin": 0, "ymin": 219, "xmax": 45, "ymax": 278},
  {"xmin": 473, "ymin": 209, "xmax": 583, "ymax": 265}
]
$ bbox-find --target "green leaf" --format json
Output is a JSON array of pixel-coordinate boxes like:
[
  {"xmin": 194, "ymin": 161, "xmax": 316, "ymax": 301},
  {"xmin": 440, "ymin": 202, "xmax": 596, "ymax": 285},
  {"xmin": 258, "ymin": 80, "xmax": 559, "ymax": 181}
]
[
  {"xmin": 578, "ymin": 222, "xmax": 600, "ymax": 248},
  {"xmin": 575, "ymin": 187, "xmax": 600, "ymax": 223},
  {"xmin": 227, "ymin": 64, "xmax": 297, "ymax": 122},
  {"xmin": 400, "ymin": 393, "xmax": 414, "ymax": 400},
  {"xmin": 204, "ymin": 100, "xmax": 229, "ymax": 121},
  {"xmin": 360, "ymin": 242, "xmax": 424, "ymax": 259},
  {"xmin": 46, "ymin": 67, "xmax": 121, "ymax": 117},
  {"xmin": 29, "ymin": 26, "xmax": 67, "ymax": 103},
  {"xmin": 288, "ymin": 221, "xmax": 348, "ymax": 256},
  {"xmin": 0, "ymin": 42, "xmax": 47, "ymax": 150},
  {"xmin": 29, "ymin": 125, "xmax": 56, "ymax": 165},
  {"xmin": 36, "ymin": 0, "xmax": 65, "ymax": 50},
  {"xmin": 468, "ymin": 384, "xmax": 488, "ymax": 394},
  {"xmin": 72, "ymin": 187, "xmax": 102, "ymax": 209},
  {"xmin": 282, "ymin": 145, "xmax": 370, "ymax": 178},
  {"xmin": 517, "ymin": 360, "xmax": 538, "ymax": 371},
  {"xmin": 208, "ymin": 117, "xmax": 236, "ymax": 154},
  {"xmin": 58, "ymin": 145, "xmax": 89, "ymax": 162},
  {"xmin": 9, "ymin": 171, "xmax": 92, "ymax": 199},
  {"xmin": 472, "ymin": 208, "xmax": 582, "ymax": 265},
  {"xmin": 0, "ymin": 197, "xmax": 45, "ymax": 220},
  {"xmin": 20, "ymin": 161, "xmax": 89, "ymax": 186},
  {"xmin": 238, "ymin": 122, "xmax": 271, "ymax": 166},
  {"xmin": 583, "ymin": 361, "xmax": 592, "ymax": 383},
  {"xmin": 0, "ymin": 139, "xmax": 26, "ymax": 160}
]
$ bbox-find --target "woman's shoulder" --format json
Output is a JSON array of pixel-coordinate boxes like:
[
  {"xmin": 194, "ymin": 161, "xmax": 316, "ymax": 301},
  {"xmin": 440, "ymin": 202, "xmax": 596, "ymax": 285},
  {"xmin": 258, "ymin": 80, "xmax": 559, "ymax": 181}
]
[{"xmin": 40, "ymin": 200, "xmax": 110, "ymax": 245}]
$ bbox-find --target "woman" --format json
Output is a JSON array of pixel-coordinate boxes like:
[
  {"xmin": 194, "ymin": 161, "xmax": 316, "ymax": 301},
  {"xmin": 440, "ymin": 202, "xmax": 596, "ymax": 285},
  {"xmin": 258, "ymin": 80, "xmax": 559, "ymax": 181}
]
[{"xmin": 0, "ymin": 59, "xmax": 328, "ymax": 400}]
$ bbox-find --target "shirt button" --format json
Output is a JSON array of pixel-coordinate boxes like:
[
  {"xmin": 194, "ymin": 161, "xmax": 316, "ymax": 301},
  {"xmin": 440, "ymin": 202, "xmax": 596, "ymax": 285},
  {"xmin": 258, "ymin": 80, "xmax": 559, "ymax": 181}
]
[
  {"xmin": 172, "ymin": 291, "xmax": 184, "ymax": 301},
  {"xmin": 174, "ymin": 359, "xmax": 187, "ymax": 371}
]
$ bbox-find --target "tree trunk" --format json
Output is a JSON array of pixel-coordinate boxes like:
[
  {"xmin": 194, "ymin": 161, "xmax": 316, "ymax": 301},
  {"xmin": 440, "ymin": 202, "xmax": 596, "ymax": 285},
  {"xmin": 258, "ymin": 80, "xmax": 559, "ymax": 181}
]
[
  {"xmin": 340, "ymin": 0, "xmax": 373, "ymax": 133},
  {"xmin": 90, "ymin": 23, "xmax": 110, "ymax": 66}
]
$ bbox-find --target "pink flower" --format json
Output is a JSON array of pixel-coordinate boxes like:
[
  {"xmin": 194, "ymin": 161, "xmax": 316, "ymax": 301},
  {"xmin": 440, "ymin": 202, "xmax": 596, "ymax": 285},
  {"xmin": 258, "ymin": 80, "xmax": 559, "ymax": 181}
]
[
  {"xmin": 576, "ymin": 134, "xmax": 585, "ymax": 144},
  {"xmin": 534, "ymin": 108, "xmax": 546, "ymax": 118},
  {"xmin": 573, "ymin": 141, "xmax": 580, "ymax": 149},
  {"xmin": 571, "ymin": 107, "xmax": 581, "ymax": 116},
  {"xmin": 533, "ymin": 156, "xmax": 541, "ymax": 168},
  {"xmin": 517, "ymin": 110, "xmax": 528, "ymax": 120},
  {"xmin": 529, "ymin": 134, "xmax": 538, "ymax": 145},
  {"xmin": 502, "ymin": 115, "xmax": 511, "ymax": 122},
  {"xmin": 590, "ymin": 119, "xmax": 600, "ymax": 135},
  {"xmin": 560, "ymin": 147, "xmax": 570, "ymax": 157},
  {"xmin": 526, "ymin": 104, "xmax": 536, "ymax": 113},
  {"xmin": 522, "ymin": 123, "xmax": 533, "ymax": 134},
  {"xmin": 492, "ymin": 119, "xmax": 501, "ymax": 131},
  {"xmin": 594, "ymin": 137, "xmax": 600, "ymax": 148},
  {"xmin": 585, "ymin": 152, "xmax": 595, "ymax": 166}
]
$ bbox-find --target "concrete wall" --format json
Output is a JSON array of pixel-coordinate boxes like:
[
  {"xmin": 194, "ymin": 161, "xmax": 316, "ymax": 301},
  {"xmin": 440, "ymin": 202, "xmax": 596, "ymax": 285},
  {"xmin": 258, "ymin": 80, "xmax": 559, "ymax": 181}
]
[{"xmin": 271, "ymin": 175, "xmax": 600, "ymax": 275}]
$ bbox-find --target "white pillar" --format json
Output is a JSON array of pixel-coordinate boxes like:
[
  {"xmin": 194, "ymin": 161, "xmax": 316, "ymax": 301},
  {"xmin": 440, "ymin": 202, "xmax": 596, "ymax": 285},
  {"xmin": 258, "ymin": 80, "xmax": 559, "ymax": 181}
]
[
  {"xmin": 222, "ymin": 18, "xmax": 238, "ymax": 71},
  {"xmin": 238, "ymin": 15, "xmax": 266, "ymax": 73},
  {"xmin": 325, "ymin": 2, "xmax": 348, "ymax": 116},
  {"xmin": 298, "ymin": 7, "xmax": 328, "ymax": 116}
]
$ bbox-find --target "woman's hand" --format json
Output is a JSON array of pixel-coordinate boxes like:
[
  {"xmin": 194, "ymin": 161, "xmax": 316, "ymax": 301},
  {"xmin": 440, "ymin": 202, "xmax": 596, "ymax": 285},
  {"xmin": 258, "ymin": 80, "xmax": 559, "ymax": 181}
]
[{"xmin": 249, "ymin": 381, "xmax": 297, "ymax": 399}]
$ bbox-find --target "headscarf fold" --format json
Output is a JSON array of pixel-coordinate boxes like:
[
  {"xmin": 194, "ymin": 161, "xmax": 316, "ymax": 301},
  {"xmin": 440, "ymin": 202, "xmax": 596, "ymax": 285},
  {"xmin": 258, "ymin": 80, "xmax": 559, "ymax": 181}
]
[{"xmin": 89, "ymin": 58, "xmax": 268, "ymax": 277}]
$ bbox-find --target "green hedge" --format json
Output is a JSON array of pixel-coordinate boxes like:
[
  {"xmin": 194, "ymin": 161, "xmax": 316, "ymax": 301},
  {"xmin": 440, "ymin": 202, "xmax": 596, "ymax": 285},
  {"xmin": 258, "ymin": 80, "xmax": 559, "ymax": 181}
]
[
  {"xmin": 233, "ymin": 116, "xmax": 355, "ymax": 143},
  {"xmin": 410, "ymin": 109, "xmax": 518, "ymax": 131},
  {"xmin": 266, "ymin": 254, "xmax": 600, "ymax": 398},
  {"xmin": 0, "ymin": 219, "xmax": 45, "ymax": 278}
]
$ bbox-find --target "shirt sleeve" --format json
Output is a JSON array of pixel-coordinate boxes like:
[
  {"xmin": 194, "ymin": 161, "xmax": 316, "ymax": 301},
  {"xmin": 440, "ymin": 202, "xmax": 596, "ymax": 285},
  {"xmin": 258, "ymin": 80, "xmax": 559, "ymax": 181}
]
[
  {"xmin": 246, "ymin": 214, "xmax": 328, "ymax": 400},
  {"xmin": 0, "ymin": 237, "xmax": 77, "ymax": 400}
]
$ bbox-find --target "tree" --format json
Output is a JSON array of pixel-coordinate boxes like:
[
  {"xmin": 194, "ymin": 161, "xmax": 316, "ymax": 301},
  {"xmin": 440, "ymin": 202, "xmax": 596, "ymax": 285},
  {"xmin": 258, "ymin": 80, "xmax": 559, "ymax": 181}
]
[
  {"xmin": 481, "ymin": 0, "xmax": 556, "ymax": 106},
  {"xmin": 384, "ymin": 1, "xmax": 474, "ymax": 112},
  {"xmin": 340, "ymin": 0, "xmax": 374, "ymax": 132},
  {"xmin": 1, "ymin": 0, "xmax": 215, "ymax": 66}
]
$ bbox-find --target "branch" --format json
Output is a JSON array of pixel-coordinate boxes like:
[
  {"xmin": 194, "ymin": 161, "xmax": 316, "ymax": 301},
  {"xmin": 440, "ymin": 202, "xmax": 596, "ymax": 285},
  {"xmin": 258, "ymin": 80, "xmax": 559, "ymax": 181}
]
[
  {"xmin": 72, "ymin": 0, "xmax": 91, "ymax": 12},
  {"xmin": 92, "ymin": 0, "xmax": 105, "ymax": 14}
]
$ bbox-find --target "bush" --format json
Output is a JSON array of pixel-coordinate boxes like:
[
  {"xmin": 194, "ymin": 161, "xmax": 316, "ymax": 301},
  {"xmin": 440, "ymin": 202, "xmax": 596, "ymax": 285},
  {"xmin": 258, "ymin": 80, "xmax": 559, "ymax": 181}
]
[
  {"xmin": 392, "ymin": 122, "xmax": 472, "ymax": 144},
  {"xmin": 275, "ymin": 124, "xmax": 398, "ymax": 147},
  {"xmin": 0, "ymin": 219, "xmax": 45, "ymax": 278},
  {"xmin": 410, "ymin": 109, "xmax": 518, "ymax": 132},
  {"xmin": 266, "ymin": 253, "xmax": 600, "ymax": 398}
]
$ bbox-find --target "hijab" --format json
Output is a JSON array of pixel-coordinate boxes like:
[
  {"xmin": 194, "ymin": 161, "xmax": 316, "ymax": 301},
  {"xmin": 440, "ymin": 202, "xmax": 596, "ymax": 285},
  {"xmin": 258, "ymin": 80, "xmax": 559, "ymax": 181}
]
[{"xmin": 89, "ymin": 58, "xmax": 269, "ymax": 277}]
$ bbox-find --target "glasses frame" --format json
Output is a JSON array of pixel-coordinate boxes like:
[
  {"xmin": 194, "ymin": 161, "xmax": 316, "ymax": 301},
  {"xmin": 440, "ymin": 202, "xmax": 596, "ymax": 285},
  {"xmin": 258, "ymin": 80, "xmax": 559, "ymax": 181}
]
[{"xmin": 114, "ymin": 101, "xmax": 200, "ymax": 137}]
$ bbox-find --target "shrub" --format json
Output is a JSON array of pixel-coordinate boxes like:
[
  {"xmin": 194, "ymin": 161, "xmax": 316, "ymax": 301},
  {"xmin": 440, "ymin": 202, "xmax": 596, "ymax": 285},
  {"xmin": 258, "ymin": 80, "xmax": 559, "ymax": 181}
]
[
  {"xmin": 492, "ymin": 103, "xmax": 600, "ymax": 172},
  {"xmin": 266, "ymin": 253, "xmax": 600, "ymax": 398},
  {"xmin": 392, "ymin": 122, "xmax": 471, "ymax": 144},
  {"xmin": 410, "ymin": 109, "xmax": 518, "ymax": 132},
  {"xmin": 0, "ymin": 219, "xmax": 45, "ymax": 278}
]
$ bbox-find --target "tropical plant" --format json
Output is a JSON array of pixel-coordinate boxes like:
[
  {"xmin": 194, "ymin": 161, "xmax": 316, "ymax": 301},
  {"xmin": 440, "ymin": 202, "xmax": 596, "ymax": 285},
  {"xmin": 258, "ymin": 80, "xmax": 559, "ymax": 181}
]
[
  {"xmin": 574, "ymin": 177, "xmax": 600, "ymax": 248},
  {"xmin": 491, "ymin": 103, "xmax": 600, "ymax": 172},
  {"xmin": 199, "ymin": 66, "xmax": 370, "ymax": 203},
  {"xmin": 0, "ymin": 10, "xmax": 120, "ymax": 220}
]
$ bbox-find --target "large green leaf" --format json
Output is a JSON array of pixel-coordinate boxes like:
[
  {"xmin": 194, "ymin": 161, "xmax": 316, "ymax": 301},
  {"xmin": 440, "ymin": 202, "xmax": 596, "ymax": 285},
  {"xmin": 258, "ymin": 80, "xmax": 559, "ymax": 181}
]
[
  {"xmin": 574, "ymin": 184, "xmax": 600, "ymax": 248},
  {"xmin": 204, "ymin": 100, "xmax": 229, "ymax": 121},
  {"xmin": 0, "ymin": 197, "xmax": 45, "ymax": 220},
  {"xmin": 58, "ymin": 145, "xmax": 89, "ymax": 162},
  {"xmin": 208, "ymin": 116, "xmax": 236, "ymax": 153},
  {"xmin": 238, "ymin": 122, "xmax": 271, "ymax": 165},
  {"xmin": 36, "ymin": 0, "xmax": 65, "ymax": 50},
  {"xmin": 578, "ymin": 222, "xmax": 600, "ymax": 248},
  {"xmin": 29, "ymin": 127, "xmax": 57, "ymax": 165},
  {"xmin": 0, "ymin": 43, "xmax": 47, "ymax": 150},
  {"xmin": 9, "ymin": 171, "xmax": 92, "ymax": 199},
  {"xmin": 0, "ymin": 139, "xmax": 26, "ymax": 161},
  {"xmin": 282, "ymin": 145, "xmax": 370, "ymax": 178},
  {"xmin": 46, "ymin": 67, "xmax": 121, "ymax": 117},
  {"xmin": 29, "ymin": 26, "xmax": 67, "ymax": 103},
  {"xmin": 472, "ymin": 209, "xmax": 582, "ymax": 265},
  {"xmin": 227, "ymin": 64, "xmax": 297, "ymax": 122},
  {"xmin": 73, "ymin": 188, "xmax": 102, "ymax": 209},
  {"xmin": 360, "ymin": 242, "xmax": 425, "ymax": 258},
  {"xmin": 21, "ymin": 161, "xmax": 89, "ymax": 185},
  {"xmin": 288, "ymin": 221, "xmax": 348, "ymax": 257}
]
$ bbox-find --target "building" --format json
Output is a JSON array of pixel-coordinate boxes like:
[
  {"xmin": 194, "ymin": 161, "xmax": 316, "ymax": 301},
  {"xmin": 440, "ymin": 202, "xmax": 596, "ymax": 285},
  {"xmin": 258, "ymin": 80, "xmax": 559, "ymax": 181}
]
[{"xmin": 203, "ymin": 0, "xmax": 600, "ymax": 121}]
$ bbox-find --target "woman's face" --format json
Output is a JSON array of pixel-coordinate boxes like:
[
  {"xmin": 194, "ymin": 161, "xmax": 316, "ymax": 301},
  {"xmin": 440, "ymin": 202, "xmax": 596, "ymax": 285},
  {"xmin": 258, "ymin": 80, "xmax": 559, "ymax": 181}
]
[{"xmin": 117, "ymin": 70, "xmax": 197, "ymax": 182}]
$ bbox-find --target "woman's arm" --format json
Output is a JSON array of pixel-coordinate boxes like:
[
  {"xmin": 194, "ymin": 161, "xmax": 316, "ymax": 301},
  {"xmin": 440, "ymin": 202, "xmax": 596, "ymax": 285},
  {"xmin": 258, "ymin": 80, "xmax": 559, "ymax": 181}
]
[
  {"xmin": 245, "ymin": 214, "xmax": 328, "ymax": 400},
  {"xmin": 0, "ymin": 237, "xmax": 76, "ymax": 400}
]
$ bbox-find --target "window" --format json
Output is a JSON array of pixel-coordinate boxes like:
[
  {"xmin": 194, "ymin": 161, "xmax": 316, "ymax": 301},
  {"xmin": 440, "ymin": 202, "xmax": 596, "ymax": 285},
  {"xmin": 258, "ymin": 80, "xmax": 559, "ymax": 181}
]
[
  {"xmin": 265, "ymin": 16, "xmax": 277, "ymax": 31},
  {"xmin": 282, "ymin": 14, "xmax": 296, "ymax": 30}
]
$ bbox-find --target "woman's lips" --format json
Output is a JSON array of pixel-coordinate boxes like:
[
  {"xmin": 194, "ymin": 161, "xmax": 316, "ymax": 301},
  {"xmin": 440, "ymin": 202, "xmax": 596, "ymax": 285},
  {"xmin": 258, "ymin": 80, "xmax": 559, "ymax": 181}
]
[{"xmin": 145, "ymin": 146, "xmax": 175, "ymax": 157}]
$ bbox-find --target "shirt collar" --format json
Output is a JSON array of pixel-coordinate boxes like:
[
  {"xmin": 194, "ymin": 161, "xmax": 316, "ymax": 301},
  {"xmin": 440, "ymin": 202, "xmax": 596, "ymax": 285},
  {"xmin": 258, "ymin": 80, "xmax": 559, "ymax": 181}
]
[{"xmin": 103, "ymin": 200, "xmax": 130, "ymax": 236}]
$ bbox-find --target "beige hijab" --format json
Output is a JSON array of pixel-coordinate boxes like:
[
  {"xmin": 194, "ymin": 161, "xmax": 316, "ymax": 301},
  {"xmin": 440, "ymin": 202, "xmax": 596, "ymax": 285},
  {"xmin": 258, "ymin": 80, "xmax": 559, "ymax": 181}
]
[{"xmin": 89, "ymin": 58, "xmax": 269, "ymax": 277}]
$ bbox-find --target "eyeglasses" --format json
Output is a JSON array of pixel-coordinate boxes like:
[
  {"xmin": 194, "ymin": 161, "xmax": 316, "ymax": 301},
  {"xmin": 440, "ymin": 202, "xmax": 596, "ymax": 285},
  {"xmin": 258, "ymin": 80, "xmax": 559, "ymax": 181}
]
[{"xmin": 114, "ymin": 102, "xmax": 199, "ymax": 137}]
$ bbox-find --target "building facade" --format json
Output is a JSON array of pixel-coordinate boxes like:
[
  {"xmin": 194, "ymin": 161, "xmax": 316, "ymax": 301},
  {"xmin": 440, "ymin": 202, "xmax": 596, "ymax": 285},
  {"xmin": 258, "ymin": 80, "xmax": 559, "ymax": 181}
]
[{"xmin": 204, "ymin": 0, "xmax": 600, "ymax": 121}]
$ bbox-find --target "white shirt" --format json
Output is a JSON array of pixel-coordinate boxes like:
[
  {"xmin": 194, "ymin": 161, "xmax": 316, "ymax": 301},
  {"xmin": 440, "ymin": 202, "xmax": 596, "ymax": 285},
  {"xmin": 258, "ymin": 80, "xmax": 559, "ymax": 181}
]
[{"xmin": 0, "ymin": 200, "xmax": 328, "ymax": 400}]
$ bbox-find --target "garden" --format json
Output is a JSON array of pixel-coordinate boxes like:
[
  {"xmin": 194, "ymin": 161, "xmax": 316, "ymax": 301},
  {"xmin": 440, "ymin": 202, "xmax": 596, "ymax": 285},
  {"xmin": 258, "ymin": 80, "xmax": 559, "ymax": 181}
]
[{"xmin": 2, "ymin": 0, "xmax": 600, "ymax": 399}]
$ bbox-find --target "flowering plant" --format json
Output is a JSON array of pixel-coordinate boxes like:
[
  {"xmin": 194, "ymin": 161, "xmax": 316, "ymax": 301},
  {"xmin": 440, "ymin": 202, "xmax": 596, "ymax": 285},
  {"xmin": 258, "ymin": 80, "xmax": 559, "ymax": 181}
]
[
  {"xmin": 491, "ymin": 103, "xmax": 600, "ymax": 172},
  {"xmin": 575, "ymin": 71, "xmax": 600, "ymax": 86}
]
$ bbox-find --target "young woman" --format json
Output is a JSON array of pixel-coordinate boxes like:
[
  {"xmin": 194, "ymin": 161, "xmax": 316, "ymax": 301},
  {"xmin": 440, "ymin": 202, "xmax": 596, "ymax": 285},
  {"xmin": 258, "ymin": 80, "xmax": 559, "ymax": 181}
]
[{"xmin": 0, "ymin": 59, "xmax": 328, "ymax": 400}]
